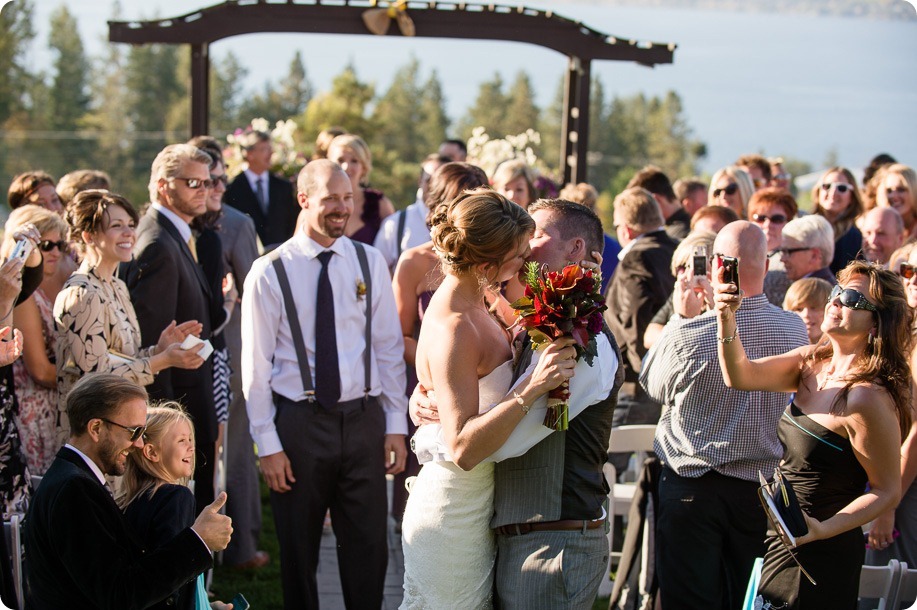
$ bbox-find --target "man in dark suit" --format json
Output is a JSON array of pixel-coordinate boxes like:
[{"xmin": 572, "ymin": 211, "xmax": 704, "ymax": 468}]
[
  {"xmin": 604, "ymin": 187, "xmax": 678, "ymax": 430},
  {"xmin": 121, "ymin": 143, "xmax": 217, "ymax": 510},
  {"xmin": 224, "ymin": 130, "xmax": 298, "ymax": 250},
  {"xmin": 23, "ymin": 373, "xmax": 231, "ymax": 610},
  {"xmin": 627, "ymin": 165, "xmax": 692, "ymax": 240}
]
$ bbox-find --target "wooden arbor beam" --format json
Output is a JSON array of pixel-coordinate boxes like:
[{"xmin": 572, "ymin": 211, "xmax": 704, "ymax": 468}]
[{"xmin": 110, "ymin": 1, "xmax": 675, "ymax": 183}]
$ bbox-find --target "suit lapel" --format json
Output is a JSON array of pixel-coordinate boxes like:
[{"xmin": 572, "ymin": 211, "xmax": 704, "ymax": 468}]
[
  {"xmin": 231, "ymin": 176, "xmax": 266, "ymax": 223},
  {"xmin": 152, "ymin": 208, "xmax": 213, "ymax": 298},
  {"xmin": 512, "ymin": 333, "xmax": 534, "ymax": 384}
]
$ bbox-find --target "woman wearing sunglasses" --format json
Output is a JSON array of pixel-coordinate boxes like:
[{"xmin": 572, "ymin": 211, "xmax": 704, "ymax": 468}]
[
  {"xmin": 715, "ymin": 260, "xmax": 912, "ymax": 609},
  {"xmin": 53, "ymin": 190, "xmax": 204, "ymax": 441},
  {"xmin": 872, "ymin": 163, "xmax": 917, "ymax": 241},
  {"xmin": 864, "ymin": 251, "xmax": 917, "ymax": 578},
  {"xmin": 707, "ymin": 166, "xmax": 755, "ymax": 218},
  {"xmin": 1, "ymin": 205, "xmax": 69, "ymax": 476},
  {"xmin": 749, "ymin": 188, "xmax": 799, "ymax": 306},
  {"xmin": 810, "ymin": 167, "xmax": 864, "ymax": 276}
]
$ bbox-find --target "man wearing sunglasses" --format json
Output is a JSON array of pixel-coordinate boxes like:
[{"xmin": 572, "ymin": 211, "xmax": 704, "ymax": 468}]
[
  {"xmin": 120, "ymin": 143, "xmax": 218, "ymax": 512},
  {"xmin": 24, "ymin": 373, "xmax": 233, "ymax": 610},
  {"xmin": 779, "ymin": 215, "xmax": 837, "ymax": 284},
  {"xmin": 861, "ymin": 206, "xmax": 906, "ymax": 267}
]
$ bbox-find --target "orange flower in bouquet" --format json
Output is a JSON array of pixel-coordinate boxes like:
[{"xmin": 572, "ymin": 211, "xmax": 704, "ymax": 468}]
[{"xmin": 511, "ymin": 262, "xmax": 607, "ymax": 430}]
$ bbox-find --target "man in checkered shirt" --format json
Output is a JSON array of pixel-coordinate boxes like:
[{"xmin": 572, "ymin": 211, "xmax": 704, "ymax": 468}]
[{"xmin": 639, "ymin": 221, "xmax": 809, "ymax": 609}]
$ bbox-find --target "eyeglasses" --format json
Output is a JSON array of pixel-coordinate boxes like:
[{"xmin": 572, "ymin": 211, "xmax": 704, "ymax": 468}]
[
  {"xmin": 753, "ymin": 178, "xmax": 768, "ymax": 188},
  {"xmin": 210, "ymin": 174, "xmax": 229, "ymax": 186},
  {"xmin": 899, "ymin": 262, "xmax": 916, "ymax": 279},
  {"xmin": 38, "ymin": 239, "xmax": 68, "ymax": 252},
  {"xmin": 820, "ymin": 182, "xmax": 854, "ymax": 194},
  {"xmin": 173, "ymin": 177, "xmax": 213, "ymax": 190},
  {"xmin": 777, "ymin": 247, "xmax": 811, "ymax": 256},
  {"xmin": 773, "ymin": 172, "xmax": 792, "ymax": 181},
  {"xmin": 752, "ymin": 213, "xmax": 788, "ymax": 225},
  {"xmin": 713, "ymin": 183, "xmax": 739, "ymax": 198},
  {"xmin": 886, "ymin": 186, "xmax": 909, "ymax": 196},
  {"xmin": 829, "ymin": 284, "xmax": 877, "ymax": 312},
  {"xmin": 101, "ymin": 418, "xmax": 146, "ymax": 442}
]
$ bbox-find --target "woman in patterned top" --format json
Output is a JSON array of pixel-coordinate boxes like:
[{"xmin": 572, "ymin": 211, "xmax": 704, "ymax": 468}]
[{"xmin": 53, "ymin": 190, "xmax": 205, "ymax": 441}]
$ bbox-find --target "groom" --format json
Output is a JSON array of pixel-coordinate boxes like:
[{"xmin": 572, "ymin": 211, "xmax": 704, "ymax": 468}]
[{"xmin": 492, "ymin": 198, "xmax": 623, "ymax": 609}]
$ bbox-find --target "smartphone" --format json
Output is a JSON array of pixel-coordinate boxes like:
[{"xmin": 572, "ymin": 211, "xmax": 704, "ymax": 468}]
[
  {"xmin": 691, "ymin": 245, "xmax": 707, "ymax": 277},
  {"xmin": 720, "ymin": 255, "xmax": 740, "ymax": 294},
  {"xmin": 229, "ymin": 593, "xmax": 250, "ymax": 610},
  {"xmin": 9, "ymin": 239, "xmax": 33, "ymax": 262}
]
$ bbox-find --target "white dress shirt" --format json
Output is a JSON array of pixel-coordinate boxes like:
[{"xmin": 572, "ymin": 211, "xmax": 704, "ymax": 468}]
[
  {"xmin": 242, "ymin": 232, "xmax": 408, "ymax": 457},
  {"xmin": 152, "ymin": 202, "xmax": 192, "ymax": 243},
  {"xmin": 412, "ymin": 333, "xmax": 618, "ymax": 463},
  {"xmin": 64, "ymin": 443, "xmax": 106, "ymax": 485},
  {"xmin": 372, "ymin": 198, "xmax": 432, "ymax": 271}
]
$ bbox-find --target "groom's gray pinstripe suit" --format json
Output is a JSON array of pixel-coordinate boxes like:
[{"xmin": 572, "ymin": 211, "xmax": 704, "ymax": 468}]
[{"xmin": 492, "ymin": 327, "xmax": 624, "ymax": 609}]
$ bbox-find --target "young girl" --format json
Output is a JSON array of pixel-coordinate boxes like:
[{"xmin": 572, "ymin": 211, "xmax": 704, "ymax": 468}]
[{"xmin": 119, "ymin": 404, "xmax": 232, "ymax": 610}]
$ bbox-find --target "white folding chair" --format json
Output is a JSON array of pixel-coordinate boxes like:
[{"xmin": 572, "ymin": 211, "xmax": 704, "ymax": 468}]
[
  {"xmin": 900, "ymin": 564, "xmax": 917, "ymax": 609},
  {"xmin": 599, "ymin": 424, "xmax": 656, "ymax": 598},
  {"xmin": 3, "ymin": 514, "xmax": 24, "ymax": 610},
  {"xmin": 859, "ymin": 559, "xmax": 903, "ymax": 610}
]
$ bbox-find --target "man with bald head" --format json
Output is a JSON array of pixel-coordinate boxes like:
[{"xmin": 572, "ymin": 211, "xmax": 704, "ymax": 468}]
[
  {"xmin": 242, "ymin": 159, "xmax": 407, "ymax": 609},
  {"xmin": 640, "ymin": 222, "xmax": 809, "ymax": 609},
  {"xmin": 861, "ymin": 206, "xmax": 906, "ymax": 267}
]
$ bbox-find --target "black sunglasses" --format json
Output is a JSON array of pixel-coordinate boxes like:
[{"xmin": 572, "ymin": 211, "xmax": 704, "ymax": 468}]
[
  {"xmin": 210, "ymin": 174, "xmax": 229, "ymax": 186},
  {"xmin": 713, "ymin": 183, "xmax": 739, "ymax": 198},
  {"xmin": 101, "ymin": 418, "xmax": 146, "ymax": 442},
  {"xmin": 820, "ymin": 182, "xmax": 854, "ymax": 194},
  {"xmin": 752, "ymin": 213, "xmax": 788, "ymax": 225},
  {"xmin": 778, "ymin": 247, "xmax": 811, "ymax": 256},
  {"xmin": 38, "ymin": 239, "xmax": 68, "ymax": 252},
  {"xmin": 829, "ymin": 285, "xmax": 877, "ymax": 313},
  {"xmin": 900, "ymin": 263, "xmax": 916, "ymax": 280},
  {"xmin": 174, "ymin": 177, "xmax": 213, "ymax": 190}
]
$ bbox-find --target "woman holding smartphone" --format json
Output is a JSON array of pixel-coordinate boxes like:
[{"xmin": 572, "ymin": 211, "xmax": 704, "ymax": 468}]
[{"xmin": 715, "ymin": 260, "xmax": 911, "ymax": 608}]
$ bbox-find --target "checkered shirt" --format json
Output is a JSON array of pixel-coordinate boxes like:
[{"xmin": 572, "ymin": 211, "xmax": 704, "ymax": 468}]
[{"xmin": 640, "ymin": 294, "xmax": 809, "ymax": 482}]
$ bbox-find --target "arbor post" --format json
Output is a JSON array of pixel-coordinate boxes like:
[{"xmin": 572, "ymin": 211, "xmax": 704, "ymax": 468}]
[
  {"xmin": 190, "ymin": 43, "xmax": 210, "ymax": 136},
  {"xmin": 561, "ymin": 56, "xmax": 591, "ymax": 185}
]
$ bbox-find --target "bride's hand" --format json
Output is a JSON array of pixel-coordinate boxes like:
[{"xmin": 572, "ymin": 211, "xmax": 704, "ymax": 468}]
[
  {"xmin": 409, "ymin": 383, "xmax": 440, "ymax": 425},
  {"xmin": 525, "ymin": 336, "xmax": 578, "ymax": 396}
]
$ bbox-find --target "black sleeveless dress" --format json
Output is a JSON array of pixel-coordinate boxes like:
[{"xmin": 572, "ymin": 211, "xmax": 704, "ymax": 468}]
[{"xmin": 756, "ymin": 402, "xmax": 867, "ymax": 609}]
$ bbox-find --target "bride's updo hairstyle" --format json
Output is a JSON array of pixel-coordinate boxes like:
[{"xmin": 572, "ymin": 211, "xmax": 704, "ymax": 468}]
[{"xmin": 430, "ymin": 186, "xmax": 534, "ymax": 277}]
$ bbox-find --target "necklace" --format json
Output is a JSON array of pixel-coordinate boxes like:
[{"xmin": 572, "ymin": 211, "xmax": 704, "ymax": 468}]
[{"xmin": 817, "ymin": 368, "xmax": 849, "ymax": 391}]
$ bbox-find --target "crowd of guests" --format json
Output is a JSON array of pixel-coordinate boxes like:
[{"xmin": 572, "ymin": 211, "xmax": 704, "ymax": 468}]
[{"xmin": 0, "ymin": 129, "xmax": 914, "ymax": 610}]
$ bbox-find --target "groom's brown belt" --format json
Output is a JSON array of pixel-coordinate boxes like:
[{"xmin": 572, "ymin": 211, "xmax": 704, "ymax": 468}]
[{"xmin": 494, "ymin": 519, "xmax": 605, "ymax": 536}]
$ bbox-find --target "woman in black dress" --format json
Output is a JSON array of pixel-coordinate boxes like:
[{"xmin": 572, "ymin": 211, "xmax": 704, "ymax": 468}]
[{"xmin": 715, "ymin": 260, "xmax": 912, "ymax": 609}]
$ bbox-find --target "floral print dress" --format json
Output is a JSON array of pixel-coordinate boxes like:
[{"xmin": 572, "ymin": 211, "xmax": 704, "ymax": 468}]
[{"xmin": 53, "ymin": 263, "xmax": 156, "ymax": 441}]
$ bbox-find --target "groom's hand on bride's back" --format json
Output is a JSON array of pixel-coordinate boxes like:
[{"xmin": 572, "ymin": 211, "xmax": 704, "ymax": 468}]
[
  {"xmin": 260, "ymin": 451, "xmax": 296, "ymax": 493},
  {"xmin": 409, "ymin": 383, "xmax": 441, "ymax": 425}
]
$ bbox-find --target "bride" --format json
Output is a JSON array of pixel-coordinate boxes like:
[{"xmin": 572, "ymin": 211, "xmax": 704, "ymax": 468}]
[{"xmin": 400, "ymin": 187, "xmax": 577, "ymax": 609}]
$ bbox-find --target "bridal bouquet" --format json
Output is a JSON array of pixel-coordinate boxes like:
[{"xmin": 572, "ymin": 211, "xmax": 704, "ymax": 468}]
[{"xmin": 511, "ymin": 262, "xmax": 606, "ymax": 430}]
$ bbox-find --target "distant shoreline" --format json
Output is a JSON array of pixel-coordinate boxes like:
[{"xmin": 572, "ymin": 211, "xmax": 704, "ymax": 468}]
[{"xmin": 544, "ymin": 0, "xmax": 916, "ymax": 21}]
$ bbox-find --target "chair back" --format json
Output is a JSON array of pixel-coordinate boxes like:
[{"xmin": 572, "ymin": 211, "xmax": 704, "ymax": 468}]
[
  {"xmin": 608, "ymin": 425, "xmax": 657, "ymax": 455},
  {"xmin": 900, "ymin": 564, "xmax": 917, "ymax": 609},
  {"xmin": 859, "ymin": 559, "xmax": 903, "ymax": 610},
  {"xmin": 3, "ymin": 514, "xmax": 24, "ymax": 610}
]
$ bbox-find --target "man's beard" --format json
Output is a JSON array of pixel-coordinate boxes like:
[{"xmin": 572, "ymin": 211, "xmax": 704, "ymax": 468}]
[{"xmin": 99, "ymin": 437, "xmax": 128, "ymax": 477}]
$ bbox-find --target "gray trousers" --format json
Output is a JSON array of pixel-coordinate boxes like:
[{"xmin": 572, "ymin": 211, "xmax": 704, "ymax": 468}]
[
  {"xmin": 496, "ymin": 526, "xmax": 608, "ymax": 610},
  {"xmin": 222, "ymin": 309, "xmax": 263, "ymax": 565}
]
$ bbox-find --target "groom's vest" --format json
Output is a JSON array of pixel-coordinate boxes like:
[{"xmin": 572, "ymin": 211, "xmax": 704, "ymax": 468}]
[{"xmin": 491, "ymin": 327, "xmax": 624, "ymax": 527}]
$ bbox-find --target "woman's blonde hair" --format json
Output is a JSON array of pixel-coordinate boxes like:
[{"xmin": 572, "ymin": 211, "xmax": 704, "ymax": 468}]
[
  {"xmin": 811, "ymin": 166, "xmax": 863, "ymax": 240},
  {"xmin": 707, "ymin": 166, "xmax": 755, "ymax": 217},
  {"xmin": 328, "ymin": 134, "xmax": 373, "ymax": 184},
  {"xmin": 118, "ymin": 403, "xmax": 195, "ymax": 509},
  {"xmin": 430, "ymin": 186, "xmax": 534, "ymax": 280},
  {"xmin": 1, "ymin": 204, "xmax": 69, "ymax": 259}
]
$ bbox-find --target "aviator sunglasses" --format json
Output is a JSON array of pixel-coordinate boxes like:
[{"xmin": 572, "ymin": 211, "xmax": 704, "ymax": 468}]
[
  {"xmin": 829, "ymin": 284, "xmax": 877, "ymax": 313},
  {"xmin": 173, "ymin": 177, "xmax": 214, "ymax": 190},
  {"xmin": 101, "ymin": 418, "xmax": 147, "ymax": 442},
  {"xmin": 38, "ymin": 239, "xmax": 67, "ymax": 252},
  {"xmin": 713, "ymin": 183, "xmax": 739, "ymax": 198},
  {"xmin": 900, "ymin": 263, "xmax": 916, "ymax": 280},
  {"xmin": 752, "ymin": 213, "xmax": 788, "ymax": 225}
]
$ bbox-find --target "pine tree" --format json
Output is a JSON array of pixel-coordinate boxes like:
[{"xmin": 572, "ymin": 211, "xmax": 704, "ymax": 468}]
[
  {"xmin": 457, "ymin": 73, "xmax": 507, "ymax": 140},
  {"xmin": 503, "ymin": 71, "xmax": 539, "ymax": 138},
  {"xmin": 48, "ymin": 6, "xmax": 90, "ymax": 132},
  {"xmin": 299, "ymin": 64, "xmax": 375, "ymax": 145},
  {"xmin": 210, "ymin": 51, "xmax": 248, "ymax": 134},
  {"xmin": 417, "ymin": 70, "xmax": 449, "ymax": 156}
]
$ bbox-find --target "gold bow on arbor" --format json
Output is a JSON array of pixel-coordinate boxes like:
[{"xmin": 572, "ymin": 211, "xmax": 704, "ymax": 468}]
[{"xmin": 362, "ymin": 1, "xmax": 416, "ymax": 37}]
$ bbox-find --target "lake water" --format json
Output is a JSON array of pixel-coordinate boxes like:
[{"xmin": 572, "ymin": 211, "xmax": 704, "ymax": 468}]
[{"xmin": 28, "ymin": 1, "xmax": 917, "ymax": 175}]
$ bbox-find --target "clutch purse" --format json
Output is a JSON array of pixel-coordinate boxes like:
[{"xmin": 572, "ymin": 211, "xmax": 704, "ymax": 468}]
[{"xmin": 757, "ymin": 468, "xmax": 808, "ymax": 543}]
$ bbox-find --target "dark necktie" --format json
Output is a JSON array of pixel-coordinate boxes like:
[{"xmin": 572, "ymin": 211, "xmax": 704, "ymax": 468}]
[
  {"xmin": 315, "ymin": 251, "xmax": 340, "ymax": 407},
  {"xmin": 256, "ymin": 177, "xmax": 268, "ymax": 215}
]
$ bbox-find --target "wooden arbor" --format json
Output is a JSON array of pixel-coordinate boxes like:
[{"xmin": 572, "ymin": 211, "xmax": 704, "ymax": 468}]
[{"xmin": 109, "ymin": 1, "xmax": 675, "ymax": 183}]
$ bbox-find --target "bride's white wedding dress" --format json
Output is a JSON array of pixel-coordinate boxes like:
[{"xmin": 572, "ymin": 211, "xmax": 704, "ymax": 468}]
[{"xmin": 399, "ymin": 360, "xmax": 514, "ymax": 610}]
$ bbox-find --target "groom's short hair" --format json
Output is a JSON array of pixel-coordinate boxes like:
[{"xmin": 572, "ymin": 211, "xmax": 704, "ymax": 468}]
[{"xmin": 528, "ymin": 198, "xmax": 604, "ymax": 257}]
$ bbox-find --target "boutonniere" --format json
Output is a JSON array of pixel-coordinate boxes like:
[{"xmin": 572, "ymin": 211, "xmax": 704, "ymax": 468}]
[{"xmin": 356, "ymin": 278, "xmax": 367, "ymax": 300}]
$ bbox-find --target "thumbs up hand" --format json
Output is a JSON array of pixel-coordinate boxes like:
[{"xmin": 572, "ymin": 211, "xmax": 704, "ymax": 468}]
[{"xmin": 191, "ymin": 492, "xmax": 233, "ymax": 551}]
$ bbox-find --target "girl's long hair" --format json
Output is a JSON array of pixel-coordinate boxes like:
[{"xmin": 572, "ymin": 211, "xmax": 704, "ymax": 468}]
[
  {"xmin": 811, "ymin": 261, "xmax": 913, "ymax": 438},
  {"xmin": 117, "ymin": 402, "xmax": 196, "ymax": 509}
]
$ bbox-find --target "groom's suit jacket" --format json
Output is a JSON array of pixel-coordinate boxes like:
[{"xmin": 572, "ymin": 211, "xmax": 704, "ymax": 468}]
[{"xmin": 491, "ymin": 327, "xmax": 624, "ymax": 526}]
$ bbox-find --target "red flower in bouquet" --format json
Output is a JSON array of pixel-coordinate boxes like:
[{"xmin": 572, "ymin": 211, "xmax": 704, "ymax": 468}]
[{"xmin": 511, "ymin": 262, "xmax": 607, "ymax": 430}]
